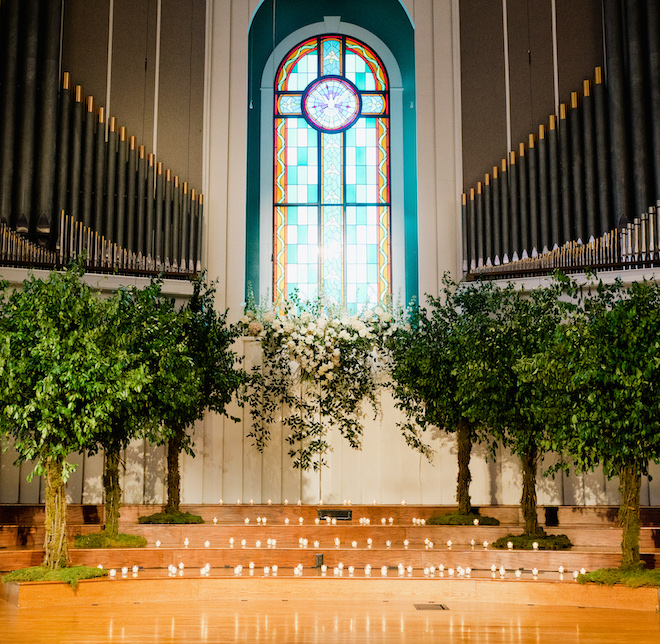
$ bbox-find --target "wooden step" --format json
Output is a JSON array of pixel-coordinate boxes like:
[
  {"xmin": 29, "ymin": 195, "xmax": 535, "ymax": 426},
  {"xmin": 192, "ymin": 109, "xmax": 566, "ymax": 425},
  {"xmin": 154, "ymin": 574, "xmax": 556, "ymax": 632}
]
[
  {"xmin": 3, "ymin": 569, "xmax": 658, "ymax": 612},
  {"xmin": 0, "ymin": 544, "xmax": 629, "ymax": 574}
]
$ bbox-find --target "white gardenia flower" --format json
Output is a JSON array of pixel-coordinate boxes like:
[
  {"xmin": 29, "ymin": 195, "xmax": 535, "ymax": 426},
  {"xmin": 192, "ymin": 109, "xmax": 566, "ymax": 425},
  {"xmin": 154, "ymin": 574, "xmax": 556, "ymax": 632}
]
[
  {"xmin": 382, "ymin": 312, "xmax": 392, "ymax": 322},
  {"xmin": 374, "ymin": 306, "xmax": 385, "ymax": 316},
  {"xmin": 283, "ymin": 322, "xmax": 294, "ymax": 333},
  {"xmin": 263, "ymin": 310, "xmax": 276, "ymax": 323}
]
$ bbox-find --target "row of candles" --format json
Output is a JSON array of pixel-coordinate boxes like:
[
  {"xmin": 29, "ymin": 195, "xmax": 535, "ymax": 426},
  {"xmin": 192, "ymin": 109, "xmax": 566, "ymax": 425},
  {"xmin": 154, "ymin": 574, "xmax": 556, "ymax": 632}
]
[
  {"xmin": 209, "ymin": 516, "xmax": 409, "ymax": 525},
  {"xmin": 100, "ymin": 562, "xmax": 588, "ymax": 580},
  {"xmin": 218, "ymin": 500, "xmax": 413, "ymax": 506},
  {"xmin": 153, "ymin": 537, "xmax": 534, "ymax": 550}
]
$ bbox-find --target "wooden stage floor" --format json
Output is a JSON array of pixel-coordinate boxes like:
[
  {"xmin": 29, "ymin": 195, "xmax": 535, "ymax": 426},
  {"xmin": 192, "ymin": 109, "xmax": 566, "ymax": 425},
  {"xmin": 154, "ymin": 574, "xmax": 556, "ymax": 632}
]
[{"xmin": 2, "ymin": 597, "xmax": 660, "ymax": 643}]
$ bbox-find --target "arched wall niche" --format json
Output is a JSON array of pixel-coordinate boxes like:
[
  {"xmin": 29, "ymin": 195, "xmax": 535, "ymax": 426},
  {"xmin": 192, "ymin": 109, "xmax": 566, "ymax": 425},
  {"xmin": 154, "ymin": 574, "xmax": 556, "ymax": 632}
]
[{"xmin": 245, "ymin": 0, "xmax": 419, "ymax": 307}]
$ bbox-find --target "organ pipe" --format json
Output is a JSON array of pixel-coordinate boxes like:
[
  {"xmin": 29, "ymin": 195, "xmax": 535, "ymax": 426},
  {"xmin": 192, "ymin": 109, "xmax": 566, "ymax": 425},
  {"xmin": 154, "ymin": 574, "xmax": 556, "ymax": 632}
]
[
  {"xmin": 528, "ymin": 134, "xmax": 538, "ymax": 254},
  {"xmin": 559, "ymin": 104, "xmax": 571, "ymax": 243},
  {"xmin": 492, "ymin": 165, "xmax": 501, "ymax": 264},
  {"xmin": 518, "ymin": 144, "xmax": 529, "ymax": 256},
  {"xmin": 548, "ymin": 115, "xmax": 560, "ymax": 247},
  {"xmin": 570, "ymin": 92, "xmax": 585, "ymax": 242},
  {"xmin": 500, "ymin": 159, "xmax": 510, "ymax": 262},
  {"xmin": 0, "ymin": 0, "xmax": 19, "ymax": 228}
]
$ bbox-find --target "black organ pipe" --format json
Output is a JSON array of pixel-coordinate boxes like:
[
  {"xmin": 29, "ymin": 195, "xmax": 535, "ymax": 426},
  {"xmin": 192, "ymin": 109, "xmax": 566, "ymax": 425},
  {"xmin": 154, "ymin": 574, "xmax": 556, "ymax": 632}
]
[
  {"xmin": 34, "ymin": 0, "xmax": 62, "ymax": 238},
  {"xmin": 509, "ymin": 151, "xmax": 519, "ymax": 258},
  {"xmin": 196, "ymin": 195, "xmax": 203, "ymax": 273},
  {"xmin": 155, "ymin": 162, "xmax": 164, "ymax": 267},
  {"xmin": 0, "ymin": 0, "xmax": 19, "ymax": 227},
  {"xmin": 492, "ymin": 165, "xmax": 501, "ymax": 263},
  {"xmin": 548, "ymin": 115, "xmax": 560, "ymax": 247},
  {"xmin": 461, "ymin": 192, "xmax": 468, "ymax": 272},
  {"xmin": 14, "ymin": 0, "xmax": 40, "ymax": 234},
  {"xmin": 569, "ymin": 93, "xmax": 585, "ymax": 241},
  {"xmin": 145, "ymin": 153, "xmax": 155, "ymax": 262},
  {"xmin": 582, "ymin": 81, "xmax": 597, "ymax": 240},
  {"xmin": 646, "ymin": 2, "xmax": 660, "ymax": 206},
  {"xmin": 93, "ymin": 107, "xmax": 105, "ymax": 234},
  {"xmin": 537, "ymin": 126, "xmax": 549, "ymax": 251},
  {"xmin": 172, "ymin": 176, "xmax": 180, "ymax": 272},
  {"xmin": 81, "ymin": 97, "xmax": 95, "ymax": 229},
  {"xmin": 116, "ymin": 127, "xmax": 127, "ymax": 247},
  {"xmin": 625, "ymin": 0, "xmax": 650, "ymax": 220},
  {"xmin": 126, "ymin": 136, "xmax": 137, "ymax": 253},
  {"xmin": 518, "ymin": 144, "xmax": 529, "ymax": 255},
  {"xmin": 0, "ymin": 37, "xmax": 203, "ymax": 274},
  {"xmin": 181, "ymin": 182, "xmax": 190, "ymax": 271},
  {"xmin": 55, "ymin": 73, "xmax": 71, "ymax": 222},
  {"xmin": 105, "ymin": 117, "xmax": 117, "ymax": 242},
  {"xmin": 484, "ymin": 173, "xmax": 492, "ymax": 264},
  {"xmin": 528, "ymin": 134, "xmax": 539, "ymax": 253},
  {"xmin": 468, "ymin": 187, "xmax": 476, "ymax": 270},
  {"xmin": 189, "ymin": 188, "xmax": 197, "ymax": 272},
  {"xmin": 593, "ymin": 68, "xmax": 612, "ymax": 232},
  {"xmin": 559, "ymin": 104, "xmax": 572, "ymax": 243},
  {"xmin": 68, "ymin": 85, "xmax": 83, "ymax": 224},
  {"xmin": 500, "ymin": 158, "xmax": 510, "ymax": 261},
  {"xmin": 603, "ymin": 0, "xmax": 631, "ymax": 225},
  {"xmin": 475, "ymin": 182, "xmax": 483, "ymax": 267},
  {"xmin": 136, "ymin": 146, "xmax": 146, "ymax": 258},
  {"xmin": 164, "ymin": 169, "xmax": 172, "ymax": 269}
]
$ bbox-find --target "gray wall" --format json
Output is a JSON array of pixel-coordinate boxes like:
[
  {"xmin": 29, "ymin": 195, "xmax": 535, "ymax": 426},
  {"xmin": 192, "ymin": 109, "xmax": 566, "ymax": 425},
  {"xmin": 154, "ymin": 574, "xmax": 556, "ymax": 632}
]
[
  {"xmin": 61, "ymin": 0, "xmax": 206, "ymax": 189},
  {"xmin": 460, "ymin": 0, "xmax": 603, "ymax": 191}
]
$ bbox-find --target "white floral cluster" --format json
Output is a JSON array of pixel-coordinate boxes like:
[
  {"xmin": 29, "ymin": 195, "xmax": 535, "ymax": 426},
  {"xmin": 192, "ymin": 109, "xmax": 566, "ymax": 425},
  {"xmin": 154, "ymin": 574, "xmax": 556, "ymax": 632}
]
[{"xmin": 242, "ymin": 306, "xmax": 397, "ymax": 382}]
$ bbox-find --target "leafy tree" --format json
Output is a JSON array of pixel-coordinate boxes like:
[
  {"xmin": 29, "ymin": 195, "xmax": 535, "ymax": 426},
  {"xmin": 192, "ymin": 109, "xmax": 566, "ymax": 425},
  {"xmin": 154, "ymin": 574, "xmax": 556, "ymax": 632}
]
[
  {"xmin": 150, "ymin": 276, "xmax": 246, "ymax": 514},
  {"xmin": 0, "ymin": 266, "xmax": 147, "ymax": 568},
  {"xmin": 519, "ymin": 279, "xmax": 660, "ymax": 567},
  {"xmin": 87, "ymin": 281, "xmax": 176, "ymax": 538},
  {"xmin": 456, "ymin": 278, "xmax": 571, "ymax": 536},
  {"xmin": 388, "ymin": 277, "xmax": 494, "ymax": 515}
]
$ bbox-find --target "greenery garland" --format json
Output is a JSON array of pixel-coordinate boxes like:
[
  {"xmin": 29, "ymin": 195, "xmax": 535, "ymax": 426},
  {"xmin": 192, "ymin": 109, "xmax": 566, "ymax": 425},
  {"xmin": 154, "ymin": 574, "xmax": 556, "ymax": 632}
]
[{"xmin": 242, "ymin": 296, "xmax": 400, "ymax": 470}]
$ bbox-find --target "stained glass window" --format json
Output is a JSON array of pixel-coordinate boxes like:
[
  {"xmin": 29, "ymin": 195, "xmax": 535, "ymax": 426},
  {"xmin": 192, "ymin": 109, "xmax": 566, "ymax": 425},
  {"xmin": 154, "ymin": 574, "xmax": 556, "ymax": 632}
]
[{"xmin": 274, "ymin": 35, "xmax": 391, "ymax": 312}]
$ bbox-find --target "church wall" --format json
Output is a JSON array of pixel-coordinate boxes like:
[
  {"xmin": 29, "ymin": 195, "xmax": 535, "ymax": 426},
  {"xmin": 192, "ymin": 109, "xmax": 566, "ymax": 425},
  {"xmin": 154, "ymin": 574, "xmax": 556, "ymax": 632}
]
[{"xmin": 1, "ymin": 1, "xmax": 656, "ymax": 510}]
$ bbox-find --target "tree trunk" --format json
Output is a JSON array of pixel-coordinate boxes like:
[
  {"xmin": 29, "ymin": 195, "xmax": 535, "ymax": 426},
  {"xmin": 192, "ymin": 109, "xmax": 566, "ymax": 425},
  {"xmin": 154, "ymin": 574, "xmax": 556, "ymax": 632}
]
[
  {"xmin": 521, "ymin": 444, "xmax": 542, "ymax": 535},
  {"xmin": 165, "ymin": 428, "xmax": 183, "ymax": 514},
  {"xmin": 456, "ymin": 418, "xmax": 472, "ymax": 515},
  {"xmin": 43, "ymin": 458, "xmax": 68, "ymax": 569},
  {"xmin": 618, "ymin": 465, "xmax": 641, "ymax": 569},
  {"xmin": 103, "ymin": 446, "xmax": 122, "ymax": 538}
]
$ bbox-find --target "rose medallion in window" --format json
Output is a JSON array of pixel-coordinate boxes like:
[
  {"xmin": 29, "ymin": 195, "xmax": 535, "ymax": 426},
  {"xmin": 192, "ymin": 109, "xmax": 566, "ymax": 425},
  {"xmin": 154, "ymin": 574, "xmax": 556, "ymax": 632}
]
[{"xmin": 302, "ymin": 76, "xmax": 361, "ymax": 132}]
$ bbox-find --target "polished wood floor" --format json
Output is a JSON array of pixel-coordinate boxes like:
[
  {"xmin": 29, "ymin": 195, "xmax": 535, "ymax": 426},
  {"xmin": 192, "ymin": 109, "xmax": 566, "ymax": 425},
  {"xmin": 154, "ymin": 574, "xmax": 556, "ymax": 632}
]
[{"xmin": 2, "ymin": 598, "xmax": 660, "ymax": 643}]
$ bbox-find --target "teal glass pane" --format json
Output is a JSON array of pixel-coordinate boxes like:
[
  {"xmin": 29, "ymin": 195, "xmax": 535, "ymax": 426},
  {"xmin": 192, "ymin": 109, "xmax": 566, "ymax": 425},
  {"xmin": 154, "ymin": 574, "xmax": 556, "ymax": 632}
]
[
  {"xmin": 345, "ymin": 205, "xmax": 380, "ymax": 310},
  {"xmin": 322, "ymin": 38, "xmax": 342, "ymax": 76},
  {"xmin": 345, "ymin": 119, "xmax": 378, "ymax": 204},
  {"xmin": 285, "ymin": 206, "xmax": 319, "ymax": 302},
  {"xmin": 345, "ymin": 51, "xmax": 376, "ymax": 91},
  {"xmin": 288, "ymin": 53, "xmax": 319, "ymax": 91},
  {"xmin": 283, "ymin": 119, "xmax": 318, "ymax": 204}
]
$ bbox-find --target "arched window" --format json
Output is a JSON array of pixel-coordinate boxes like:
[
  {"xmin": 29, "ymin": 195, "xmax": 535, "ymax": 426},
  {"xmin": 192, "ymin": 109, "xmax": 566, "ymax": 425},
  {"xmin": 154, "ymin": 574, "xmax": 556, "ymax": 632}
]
[{"xmin": 273, "ymin": 35, "xmax": 391, "ymax": 312}]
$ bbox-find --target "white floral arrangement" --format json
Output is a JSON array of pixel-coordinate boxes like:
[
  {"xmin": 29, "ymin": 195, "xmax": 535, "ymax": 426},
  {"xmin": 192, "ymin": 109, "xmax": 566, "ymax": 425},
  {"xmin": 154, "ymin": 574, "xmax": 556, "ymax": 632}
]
[{"xmin": 241, "ymin": 296, "xmax": 399, "ymax": 470}]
